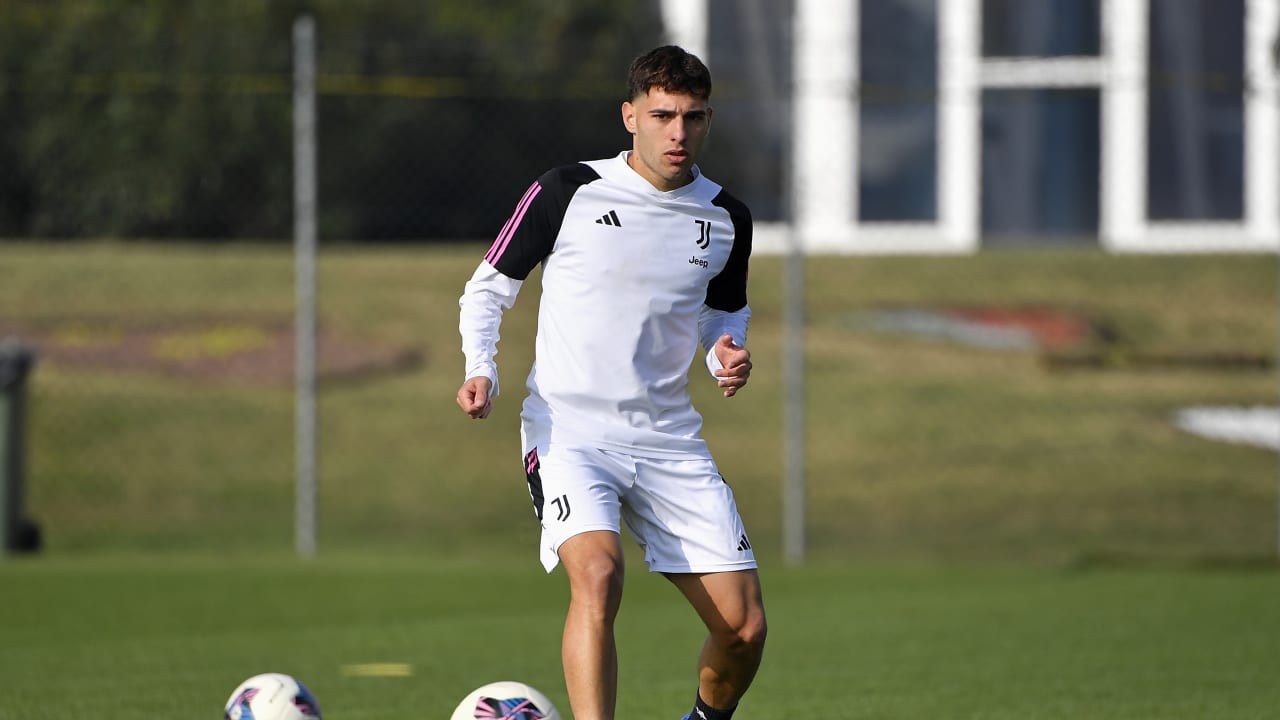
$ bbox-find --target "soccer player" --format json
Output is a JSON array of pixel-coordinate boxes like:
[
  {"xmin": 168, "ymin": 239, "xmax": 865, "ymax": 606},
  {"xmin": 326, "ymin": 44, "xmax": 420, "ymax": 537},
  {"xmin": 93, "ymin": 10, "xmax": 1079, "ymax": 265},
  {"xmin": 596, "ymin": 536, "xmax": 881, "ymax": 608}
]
[{"xmin": 457, "ymin": 45, "xmax": 766, "ymax": 720}]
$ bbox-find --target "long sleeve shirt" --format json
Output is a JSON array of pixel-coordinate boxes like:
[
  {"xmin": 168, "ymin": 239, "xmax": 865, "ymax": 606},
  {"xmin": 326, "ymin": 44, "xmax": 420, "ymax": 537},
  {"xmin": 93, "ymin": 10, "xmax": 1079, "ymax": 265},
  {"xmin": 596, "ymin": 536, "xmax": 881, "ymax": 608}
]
[{"xmin": 459, "ymin": 152, "xmax": 752, "ymax": 459}]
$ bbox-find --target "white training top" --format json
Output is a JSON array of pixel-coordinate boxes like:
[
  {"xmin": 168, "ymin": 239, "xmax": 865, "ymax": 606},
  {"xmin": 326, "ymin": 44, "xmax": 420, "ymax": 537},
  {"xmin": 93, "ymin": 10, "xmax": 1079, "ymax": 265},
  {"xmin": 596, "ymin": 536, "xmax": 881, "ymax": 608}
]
[{"xmin": 459, "ymin": 151, "xmax": 752, "ymax": 459}]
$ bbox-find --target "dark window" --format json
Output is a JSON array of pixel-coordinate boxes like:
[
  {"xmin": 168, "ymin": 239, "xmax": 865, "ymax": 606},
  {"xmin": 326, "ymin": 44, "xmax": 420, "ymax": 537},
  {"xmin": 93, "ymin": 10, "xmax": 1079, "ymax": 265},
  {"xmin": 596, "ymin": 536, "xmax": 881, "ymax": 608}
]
[
  {"xmin": 705, "ymin": 0, "xmax": 793, "ymax": 221},
  {"xmin": 983, "ymin": 0, "xmax": 1101, "ymax": 57},
  {"xmin": 1147, "ymin": 0, "xmax": 1244, "ymax": 220},
  {"xmin": 859, "ymin": 0, "xmax": 938, "ymax": 221},
  {"xmin": 982, "ymin": 89, "xmax": 1100, "ymax": 243}
]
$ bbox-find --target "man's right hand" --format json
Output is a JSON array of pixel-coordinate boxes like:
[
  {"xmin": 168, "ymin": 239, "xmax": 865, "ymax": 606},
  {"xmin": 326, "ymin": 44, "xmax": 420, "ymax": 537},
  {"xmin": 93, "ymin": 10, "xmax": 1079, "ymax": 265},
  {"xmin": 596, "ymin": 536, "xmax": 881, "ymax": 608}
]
[{"xmin": 456, "ymin": 376, "xmax": 494, "ymax": 419}]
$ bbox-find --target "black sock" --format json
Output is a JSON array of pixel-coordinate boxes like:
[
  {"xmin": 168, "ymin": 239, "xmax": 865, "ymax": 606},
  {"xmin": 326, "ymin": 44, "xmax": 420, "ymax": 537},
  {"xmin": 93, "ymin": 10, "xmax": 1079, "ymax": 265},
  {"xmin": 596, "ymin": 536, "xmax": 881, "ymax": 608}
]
[{"xmin": 689, "ymin": 691, "xmax": 736, "ymax": 720}]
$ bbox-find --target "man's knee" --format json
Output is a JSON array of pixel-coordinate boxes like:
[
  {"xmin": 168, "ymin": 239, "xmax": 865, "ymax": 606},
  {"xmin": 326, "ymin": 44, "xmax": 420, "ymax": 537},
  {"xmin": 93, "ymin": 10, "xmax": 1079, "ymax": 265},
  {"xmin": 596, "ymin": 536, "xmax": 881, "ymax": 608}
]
[
  {"xmin": 718, "ymin": 609, "xmax": 767, "ymax": 659},
  {"xmin": 561, "ymin": 533, "xmax": 626, "ymax": 617},
  {"xmin": 574, "ymin": 552, "xmax": 625, "ymax": 594}
]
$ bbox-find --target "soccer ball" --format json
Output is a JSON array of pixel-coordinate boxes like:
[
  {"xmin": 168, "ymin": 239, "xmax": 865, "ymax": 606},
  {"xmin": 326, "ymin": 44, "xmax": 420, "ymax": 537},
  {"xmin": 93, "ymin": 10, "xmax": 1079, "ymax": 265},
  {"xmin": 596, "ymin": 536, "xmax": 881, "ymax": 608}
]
[
  {"xmin": 449, "ymin": 680, "xmax": 562, "ymax": 720},
  {"xmin": 224, "ymin": 673, "xmax": 322, "ymax": 720}
]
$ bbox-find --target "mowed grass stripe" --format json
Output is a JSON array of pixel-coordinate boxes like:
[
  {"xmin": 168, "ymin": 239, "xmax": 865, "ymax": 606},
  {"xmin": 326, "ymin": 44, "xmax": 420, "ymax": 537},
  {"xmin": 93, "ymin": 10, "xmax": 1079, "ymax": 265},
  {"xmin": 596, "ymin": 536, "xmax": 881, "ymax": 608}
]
[{"xmin": 2, "ymin": 557, "xmax": 1279, "ymax": 718}]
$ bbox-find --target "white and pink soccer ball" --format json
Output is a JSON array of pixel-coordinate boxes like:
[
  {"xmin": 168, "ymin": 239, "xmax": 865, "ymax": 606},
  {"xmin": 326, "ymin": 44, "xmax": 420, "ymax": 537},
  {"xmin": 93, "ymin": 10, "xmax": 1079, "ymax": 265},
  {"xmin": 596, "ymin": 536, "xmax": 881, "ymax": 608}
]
[
  {"xmin": 224, "ymin": 673, "xmax": 322, "ymax": 720},
  {"xmin": 450, "ymin": 680, "xmax": 562, "ymax": 720}
]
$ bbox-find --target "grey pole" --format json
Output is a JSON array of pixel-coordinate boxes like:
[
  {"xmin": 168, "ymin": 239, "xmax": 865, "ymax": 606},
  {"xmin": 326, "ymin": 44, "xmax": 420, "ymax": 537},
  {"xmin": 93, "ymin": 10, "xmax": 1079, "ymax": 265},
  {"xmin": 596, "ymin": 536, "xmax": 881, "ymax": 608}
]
[
  {"xmin": 293, "ymin": 15, "xmax": 318, "ymax": 558},
  {"xmin": 782, "ymin": 226, "xmax": 806, "ymax": 567},
  {"xmin": 782, "ymin": 2, "xmax": 806, "ymax": 566}
]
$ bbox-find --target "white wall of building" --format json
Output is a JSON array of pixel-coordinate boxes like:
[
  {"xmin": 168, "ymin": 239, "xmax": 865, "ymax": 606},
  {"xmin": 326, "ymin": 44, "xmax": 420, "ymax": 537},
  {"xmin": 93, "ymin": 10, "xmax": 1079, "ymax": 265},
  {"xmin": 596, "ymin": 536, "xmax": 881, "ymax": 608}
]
[{"xmin": 666, "ymin": 0, "xmax": 1279, "ymax": 254}]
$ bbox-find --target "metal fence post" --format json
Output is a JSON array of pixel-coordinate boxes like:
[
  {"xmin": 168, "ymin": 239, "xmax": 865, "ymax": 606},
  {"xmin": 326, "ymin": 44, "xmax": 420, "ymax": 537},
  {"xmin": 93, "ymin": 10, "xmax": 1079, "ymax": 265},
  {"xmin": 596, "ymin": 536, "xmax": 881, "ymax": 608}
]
[{"xmin": 294, "ymin": 14, "xmax": 318, "ymax": 558}]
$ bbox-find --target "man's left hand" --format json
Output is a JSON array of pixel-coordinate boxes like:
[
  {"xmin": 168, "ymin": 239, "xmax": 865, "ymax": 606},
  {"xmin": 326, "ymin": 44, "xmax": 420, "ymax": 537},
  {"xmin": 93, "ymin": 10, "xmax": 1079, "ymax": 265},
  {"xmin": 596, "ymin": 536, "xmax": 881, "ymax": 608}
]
[{"xmin": 712, "ymin": 334, "xmax": 751, "ymax": 398}]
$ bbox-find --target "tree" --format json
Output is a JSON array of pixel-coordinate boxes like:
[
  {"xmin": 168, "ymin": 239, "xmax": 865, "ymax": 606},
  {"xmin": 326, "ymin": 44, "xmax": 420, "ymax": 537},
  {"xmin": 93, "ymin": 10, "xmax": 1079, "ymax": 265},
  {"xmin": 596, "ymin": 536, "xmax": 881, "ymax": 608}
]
[{"xmin": 0, "ymin": 0, "xmax": 662, "ymax": 241}]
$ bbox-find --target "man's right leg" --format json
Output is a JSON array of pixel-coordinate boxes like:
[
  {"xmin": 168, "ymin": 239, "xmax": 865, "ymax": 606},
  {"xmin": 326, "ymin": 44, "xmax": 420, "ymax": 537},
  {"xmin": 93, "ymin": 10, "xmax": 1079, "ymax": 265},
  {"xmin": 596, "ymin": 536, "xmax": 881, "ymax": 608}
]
[{"xmin": 556, "ymin": 529, "xmax": 626, "ymax": 720}]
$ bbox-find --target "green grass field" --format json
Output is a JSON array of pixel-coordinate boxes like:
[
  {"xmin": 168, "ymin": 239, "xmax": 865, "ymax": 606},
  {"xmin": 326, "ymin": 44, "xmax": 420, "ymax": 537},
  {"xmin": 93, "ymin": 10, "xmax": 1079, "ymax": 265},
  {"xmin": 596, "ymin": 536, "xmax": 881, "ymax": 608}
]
[
  {"xmin": 2, "ymin": 555, "xmax": 1279, "ymax": 718},
  {"xmin": 1, "ymin": 242, "xmax": 1278, "ymax": 717}
]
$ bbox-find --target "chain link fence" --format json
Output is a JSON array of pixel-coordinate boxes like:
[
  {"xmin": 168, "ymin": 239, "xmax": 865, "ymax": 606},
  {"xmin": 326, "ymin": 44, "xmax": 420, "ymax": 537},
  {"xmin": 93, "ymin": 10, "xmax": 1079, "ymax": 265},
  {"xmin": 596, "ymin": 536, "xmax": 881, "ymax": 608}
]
[{"xmin": 2, "ymin": 0, "xmax": 1276, "ymax": 561}]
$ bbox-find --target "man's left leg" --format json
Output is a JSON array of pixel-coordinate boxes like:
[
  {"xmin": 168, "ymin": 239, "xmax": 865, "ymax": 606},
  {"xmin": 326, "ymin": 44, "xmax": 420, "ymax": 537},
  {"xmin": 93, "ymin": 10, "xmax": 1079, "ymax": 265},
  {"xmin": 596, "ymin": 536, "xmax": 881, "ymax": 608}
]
[{"xmin": 664, "ymin": 569, "xmax": 767, "ymax": 718}]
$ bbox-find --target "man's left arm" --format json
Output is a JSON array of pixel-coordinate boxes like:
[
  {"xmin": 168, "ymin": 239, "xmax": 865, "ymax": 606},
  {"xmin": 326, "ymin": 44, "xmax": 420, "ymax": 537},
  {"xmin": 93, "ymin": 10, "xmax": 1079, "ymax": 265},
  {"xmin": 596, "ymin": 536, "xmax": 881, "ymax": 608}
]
[
  {"xmin": 700, "ymin": 306, "xmax": 751, "ymax": 397},
  {"xmin": 702, "ymin": 190, "xmax": 753, "ymax": 396}
]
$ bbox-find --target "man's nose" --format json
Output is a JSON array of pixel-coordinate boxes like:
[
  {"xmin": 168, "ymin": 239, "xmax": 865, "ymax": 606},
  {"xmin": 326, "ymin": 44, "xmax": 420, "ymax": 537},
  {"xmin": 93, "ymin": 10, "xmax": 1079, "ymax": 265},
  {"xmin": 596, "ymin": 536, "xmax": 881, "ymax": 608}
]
[{"xmin": 671, "ymin": 116, "xmax": 687, "ymax": 141}]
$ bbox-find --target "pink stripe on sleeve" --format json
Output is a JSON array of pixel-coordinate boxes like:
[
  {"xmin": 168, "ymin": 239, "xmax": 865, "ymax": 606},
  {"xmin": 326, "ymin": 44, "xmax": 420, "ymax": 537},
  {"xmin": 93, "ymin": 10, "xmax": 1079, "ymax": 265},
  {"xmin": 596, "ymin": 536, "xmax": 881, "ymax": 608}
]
[{"xmin": 485, "ymin": 182, "xmax": 543, "ymax": 265}]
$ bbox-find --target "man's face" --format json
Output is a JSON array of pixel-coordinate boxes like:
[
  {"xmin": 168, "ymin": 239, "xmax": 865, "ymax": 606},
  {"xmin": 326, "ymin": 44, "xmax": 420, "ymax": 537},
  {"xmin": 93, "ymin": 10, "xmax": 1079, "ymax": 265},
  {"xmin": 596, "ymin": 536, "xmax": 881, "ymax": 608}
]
[{"xmin": 622, "ymin": 87, "xmax": 713, "ymax": 192}]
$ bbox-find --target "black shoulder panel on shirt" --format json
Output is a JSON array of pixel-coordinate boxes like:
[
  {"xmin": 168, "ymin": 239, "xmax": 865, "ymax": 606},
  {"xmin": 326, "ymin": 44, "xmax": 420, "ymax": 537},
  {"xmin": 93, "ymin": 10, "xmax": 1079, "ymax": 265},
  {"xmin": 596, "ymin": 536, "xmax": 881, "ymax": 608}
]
[
  {"xmin": 705, "ymin": 188, "xmax": 753, "ymax": 312},
  {"xmin": 487, "ymin": 163, "xmax": 601, "ymax": 281}
]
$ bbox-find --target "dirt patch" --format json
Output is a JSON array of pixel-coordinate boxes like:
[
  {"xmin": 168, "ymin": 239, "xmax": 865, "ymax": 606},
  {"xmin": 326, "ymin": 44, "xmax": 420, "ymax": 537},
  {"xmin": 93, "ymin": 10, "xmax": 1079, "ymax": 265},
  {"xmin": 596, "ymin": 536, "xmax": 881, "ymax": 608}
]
[
  {"xmin": 852, "ymin": 305, "xmax": 1108, "ymax": 352},
  {"xmin": 851, "ymin": 305, "xmax": 1272, "ymax": 371},
  {"xmin": 0, "ymin": 316, "xmax": 423, "ymax": 385}
]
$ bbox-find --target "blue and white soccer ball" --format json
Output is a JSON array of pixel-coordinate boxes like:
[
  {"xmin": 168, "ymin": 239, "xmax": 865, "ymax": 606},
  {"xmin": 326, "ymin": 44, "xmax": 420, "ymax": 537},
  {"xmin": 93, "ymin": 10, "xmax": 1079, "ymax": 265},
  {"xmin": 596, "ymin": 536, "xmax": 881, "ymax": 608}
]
[
  {"xmin": 450, "ymin": 680, "xmax": 562, "ymax": 720},
  {"xmin": 224, "ymin": 672, "xmax": 322, "ymax": 720}
]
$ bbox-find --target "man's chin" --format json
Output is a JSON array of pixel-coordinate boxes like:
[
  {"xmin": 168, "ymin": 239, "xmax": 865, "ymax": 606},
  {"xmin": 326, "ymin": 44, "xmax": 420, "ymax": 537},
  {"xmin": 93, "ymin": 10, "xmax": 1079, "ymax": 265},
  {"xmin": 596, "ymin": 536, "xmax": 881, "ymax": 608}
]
[{"xmin": 664, "ymin": 164, "xmax": 694, "ymax": 182}]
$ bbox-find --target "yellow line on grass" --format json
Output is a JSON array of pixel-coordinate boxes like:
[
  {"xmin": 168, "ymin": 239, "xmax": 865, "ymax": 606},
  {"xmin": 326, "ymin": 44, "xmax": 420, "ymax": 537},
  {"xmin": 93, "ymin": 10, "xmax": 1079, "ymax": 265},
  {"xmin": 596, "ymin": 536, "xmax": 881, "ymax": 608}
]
[{"xmin": 340, "ymin": 663, "xmax": 414, "ymax": 677}]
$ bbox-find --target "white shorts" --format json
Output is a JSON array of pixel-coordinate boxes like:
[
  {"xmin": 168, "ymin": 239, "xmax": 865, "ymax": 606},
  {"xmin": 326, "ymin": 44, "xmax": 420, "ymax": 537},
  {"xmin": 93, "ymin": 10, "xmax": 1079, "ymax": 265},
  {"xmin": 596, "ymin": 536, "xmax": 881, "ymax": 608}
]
[{"xmin": 520, "ymin": 438, "xmax": 757, "ymax": 574}]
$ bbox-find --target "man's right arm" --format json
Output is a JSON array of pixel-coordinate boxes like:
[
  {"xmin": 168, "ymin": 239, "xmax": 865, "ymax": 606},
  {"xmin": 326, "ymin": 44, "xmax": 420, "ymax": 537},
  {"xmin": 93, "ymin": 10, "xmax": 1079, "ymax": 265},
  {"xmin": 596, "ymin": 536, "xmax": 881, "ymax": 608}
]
[
  {"xmin": 456, "ymin": 166, "xmax": 585, "ymax": 418},
  {"xmin": 457, "ymin": 261, "xmax": 523, "ymax": 416}
]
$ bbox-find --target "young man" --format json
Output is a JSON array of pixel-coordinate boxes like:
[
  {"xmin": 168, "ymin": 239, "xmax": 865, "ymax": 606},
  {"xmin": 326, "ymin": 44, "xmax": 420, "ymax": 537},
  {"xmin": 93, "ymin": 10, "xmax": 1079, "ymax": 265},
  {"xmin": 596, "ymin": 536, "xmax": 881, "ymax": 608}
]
[{"xmin": 457, "ymin": 45, "xmax": 766, "ymax": 720}]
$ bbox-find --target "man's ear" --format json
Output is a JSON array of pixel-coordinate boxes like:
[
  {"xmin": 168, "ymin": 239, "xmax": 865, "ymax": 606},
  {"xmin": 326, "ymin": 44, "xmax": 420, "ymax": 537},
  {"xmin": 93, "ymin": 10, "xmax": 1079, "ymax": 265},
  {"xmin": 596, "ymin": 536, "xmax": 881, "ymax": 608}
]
[{"xmin": 621, "ymin": 101, "xmax": 637, "ymax": 134}]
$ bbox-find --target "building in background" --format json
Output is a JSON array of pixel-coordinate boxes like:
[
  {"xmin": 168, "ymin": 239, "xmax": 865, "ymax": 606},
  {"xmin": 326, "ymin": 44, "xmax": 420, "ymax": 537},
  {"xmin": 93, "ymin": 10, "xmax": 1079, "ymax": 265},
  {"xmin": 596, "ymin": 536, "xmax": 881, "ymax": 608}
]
[{"xmin": 665, "ymin": 0, "xmax": 1279, "ymax": 253}]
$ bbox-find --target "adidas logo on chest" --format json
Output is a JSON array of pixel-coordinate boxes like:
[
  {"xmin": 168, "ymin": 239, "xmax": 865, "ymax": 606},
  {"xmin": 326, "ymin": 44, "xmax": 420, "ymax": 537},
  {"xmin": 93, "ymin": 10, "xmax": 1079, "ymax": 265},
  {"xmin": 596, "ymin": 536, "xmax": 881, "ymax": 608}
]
[{"xmin": 594, "ymin": 210, "xmax": 622, "ymax": 227}]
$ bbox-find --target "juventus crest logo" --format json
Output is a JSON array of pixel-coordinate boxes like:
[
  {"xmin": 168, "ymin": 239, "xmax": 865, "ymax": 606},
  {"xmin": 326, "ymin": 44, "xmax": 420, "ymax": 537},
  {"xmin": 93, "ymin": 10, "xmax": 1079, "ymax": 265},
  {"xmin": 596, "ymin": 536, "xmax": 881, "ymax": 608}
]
[
  {"xmin": 550, "ymin": 494, "xmax": 571, "ymax": 522},
  {"xmin": 694, "ymin": 219, "xmax": 711, "ymax": 249}
]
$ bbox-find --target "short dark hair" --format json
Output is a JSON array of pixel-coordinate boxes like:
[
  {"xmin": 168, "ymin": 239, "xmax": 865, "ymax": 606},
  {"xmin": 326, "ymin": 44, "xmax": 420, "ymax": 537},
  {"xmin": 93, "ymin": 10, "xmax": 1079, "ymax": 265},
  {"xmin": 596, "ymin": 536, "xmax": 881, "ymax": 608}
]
[{"xmin": 626, "ymin": 45, "xmax": 712, "ymax": 101}]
